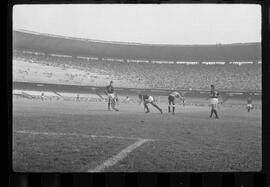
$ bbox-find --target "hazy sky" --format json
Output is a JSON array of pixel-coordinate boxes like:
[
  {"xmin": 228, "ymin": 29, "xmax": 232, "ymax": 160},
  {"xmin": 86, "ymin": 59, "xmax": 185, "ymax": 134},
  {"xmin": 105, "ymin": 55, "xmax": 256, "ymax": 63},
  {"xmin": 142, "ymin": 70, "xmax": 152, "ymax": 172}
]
[{"xmin": 13, "ymin": 4, "xmax": 261, "ymax": 45}]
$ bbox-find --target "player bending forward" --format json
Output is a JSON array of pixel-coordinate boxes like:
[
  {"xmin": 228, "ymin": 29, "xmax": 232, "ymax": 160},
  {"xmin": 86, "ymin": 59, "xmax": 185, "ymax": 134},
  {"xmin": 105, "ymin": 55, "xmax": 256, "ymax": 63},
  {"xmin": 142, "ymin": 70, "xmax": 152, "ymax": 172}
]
[
  {"xmin": 246, "ymin": 94, "xmax": 253, "ymax": 112},
  {"xmin": 207, "ymin": 84, "xmax": 220, "ymax": 119},
  {"xmin": 105, "ymin": 81, "xmax": 119, "ymax": 111},
  {"xmin": 138, "ymin": 94, "xmax": 163, "ymax": 114},
  {"xmin": 168, "ymin": 91, "xmax": 185, "ymax": 114}
]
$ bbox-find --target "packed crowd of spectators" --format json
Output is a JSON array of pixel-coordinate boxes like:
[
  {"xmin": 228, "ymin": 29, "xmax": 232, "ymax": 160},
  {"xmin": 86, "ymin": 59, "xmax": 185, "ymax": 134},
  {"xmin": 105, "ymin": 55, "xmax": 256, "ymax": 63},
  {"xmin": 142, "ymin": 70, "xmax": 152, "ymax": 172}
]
[{"xmin": 13, "ymin": 50, "xmax": 261, "ymax": 91}]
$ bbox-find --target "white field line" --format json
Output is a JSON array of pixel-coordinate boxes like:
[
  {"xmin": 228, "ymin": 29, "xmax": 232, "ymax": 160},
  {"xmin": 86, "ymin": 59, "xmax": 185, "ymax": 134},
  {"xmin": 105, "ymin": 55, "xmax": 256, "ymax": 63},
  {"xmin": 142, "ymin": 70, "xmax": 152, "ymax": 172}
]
[
  {"xmin": 15, "ymin": 130, "xmax": 154, "ymax": 141},
  {"xmin": 88, "ymin": 138, "xmax": 150, "ymax": 172},
  {"xmin": 15, "ymin": 130, "xmax": 154, "ymax": 172}
]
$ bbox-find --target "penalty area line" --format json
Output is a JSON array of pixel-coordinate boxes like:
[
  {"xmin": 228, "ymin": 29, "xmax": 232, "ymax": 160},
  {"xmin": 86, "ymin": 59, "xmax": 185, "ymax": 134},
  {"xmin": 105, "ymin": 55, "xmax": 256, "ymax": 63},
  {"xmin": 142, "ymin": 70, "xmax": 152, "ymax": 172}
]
[
  {"xmin": 14, "ymin": 130, "xmax": 154, "ymax": 141},
  {"xmin": 14, "ymin": 130, "xmax": 155, "ymax": 172},
  {"xmin": 88, "ymin": 138, "xmax": 151, "ymax": 172}
]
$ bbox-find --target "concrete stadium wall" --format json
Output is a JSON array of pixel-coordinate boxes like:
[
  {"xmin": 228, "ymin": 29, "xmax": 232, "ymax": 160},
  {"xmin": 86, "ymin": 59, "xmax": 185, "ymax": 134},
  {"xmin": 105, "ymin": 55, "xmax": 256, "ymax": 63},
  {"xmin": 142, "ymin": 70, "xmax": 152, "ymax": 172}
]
[{"xmin": 13, "ymin": 81, "xmax": 261, "ymax": 107}]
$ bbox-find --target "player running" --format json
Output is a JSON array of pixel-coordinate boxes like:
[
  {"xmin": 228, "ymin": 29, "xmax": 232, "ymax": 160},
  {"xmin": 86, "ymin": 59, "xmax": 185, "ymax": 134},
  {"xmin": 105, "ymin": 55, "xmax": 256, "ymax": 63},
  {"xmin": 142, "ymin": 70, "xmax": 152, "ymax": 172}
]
[
  {"xmin": 168, "ymin": 91, "xmax": 185, "ymax": 114},
  {"xmin": 246, "ymin": 94, "xmax": 253, "ymax": 112},
  {"xmin": 105, "ymin": 81, "xmax": 119, "ymax": 111},
  {"xmin": 207, "ymin": 84, "xmax": 220, "ymax": 119},
  {"xmin": 138, "ymin": 94, "xmax": 163, "ymax": 114}
]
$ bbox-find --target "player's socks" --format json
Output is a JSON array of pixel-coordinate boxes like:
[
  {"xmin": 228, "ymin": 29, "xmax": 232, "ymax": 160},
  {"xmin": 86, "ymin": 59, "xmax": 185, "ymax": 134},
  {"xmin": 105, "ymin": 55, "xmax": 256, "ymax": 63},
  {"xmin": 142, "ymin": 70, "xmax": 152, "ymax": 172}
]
[
  {"xmin": 108, "ymin": 102, "xmax": 111, "ymax": 111},
  {"xmin": 156, "ymin": 106, "xmax": 162, "ymax": 114},
  {"xmin": 168, "ymin": 106, "xmax": 171, "ymax": 113},
  {"xmin": 145, "ymin": 105, "xmax": 150, "ymax": 113},
  {"xmin": 172, "ymin": 106, "xmax": 175, "ymax": 113},
  {"xmin": 152, "ymin": 103, "xmax": 161, "ymax": 113},
  {"xmin": 157, "ymin": 106, "xmax": 162, "ymax": 114},
  {"xmin": 112, "ymin": 106, "xmax": 118, "ymax": 111},
  {"xmin": 214, "ymin": 110, "xmax": 219, "ymax": 118},
  {"xmin": 210, "ymin": 109, "xmax": 214, "ymax": 118}
]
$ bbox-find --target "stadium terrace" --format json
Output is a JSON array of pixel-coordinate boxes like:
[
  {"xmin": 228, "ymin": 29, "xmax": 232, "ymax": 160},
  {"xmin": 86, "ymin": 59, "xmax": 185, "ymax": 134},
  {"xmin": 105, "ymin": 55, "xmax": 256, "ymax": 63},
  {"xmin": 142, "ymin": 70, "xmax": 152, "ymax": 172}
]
[
  {"xmin": 13, "ymin": 30, "xmax": 261, "ymax": 92},
  {"xmin": 14, "ymin": 30, "xmax": 261, "ymax": 63}
]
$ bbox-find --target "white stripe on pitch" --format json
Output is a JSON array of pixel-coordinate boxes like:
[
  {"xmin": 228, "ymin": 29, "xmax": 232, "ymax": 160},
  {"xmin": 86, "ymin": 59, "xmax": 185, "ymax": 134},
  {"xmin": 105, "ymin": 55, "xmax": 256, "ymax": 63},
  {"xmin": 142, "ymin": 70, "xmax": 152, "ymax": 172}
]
[
  {"xmin": 15, "ymin": 130, "xmax": 154, "ymax": 172},
  {"xmin": 88, "ymin": 139, "xmax": 150, "ymax": 172},
  {"xmin": 15, "ymin": 130, "xmax": 152, "ymax": 141}
]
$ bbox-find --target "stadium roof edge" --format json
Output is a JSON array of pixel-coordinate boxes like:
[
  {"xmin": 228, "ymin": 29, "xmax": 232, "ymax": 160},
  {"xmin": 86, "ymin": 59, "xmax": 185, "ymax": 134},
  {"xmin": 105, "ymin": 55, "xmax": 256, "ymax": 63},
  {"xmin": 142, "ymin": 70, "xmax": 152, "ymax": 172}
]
[
  {"xmin": 13, "ymin": 29, "xmax": 261, "ymax": 61},
  {"xmin": 13, "ymin": 29, "xmax": 260, "ymax": 47}
]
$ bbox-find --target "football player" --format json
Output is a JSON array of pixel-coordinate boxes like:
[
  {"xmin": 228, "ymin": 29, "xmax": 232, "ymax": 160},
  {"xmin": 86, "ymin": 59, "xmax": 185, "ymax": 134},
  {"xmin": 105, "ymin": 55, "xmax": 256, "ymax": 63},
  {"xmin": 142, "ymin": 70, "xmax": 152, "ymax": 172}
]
[
  {"xmin": 207, "ymin": 84, "xmax": 220, "ymax": 119},
  {"xmin": 168, "ymin": 91, "xmax": 185, "ymax": 114},
  {"xmin": 246, "ymin": 94, "xmax": 253, "ymax": 112},
  {"xmin": 105, "ymin": 81, "xmax": 119, "ymax": 111},
  {"xmin": 138, "ymin": 94, "xmax": 163, "ymax": 114}
]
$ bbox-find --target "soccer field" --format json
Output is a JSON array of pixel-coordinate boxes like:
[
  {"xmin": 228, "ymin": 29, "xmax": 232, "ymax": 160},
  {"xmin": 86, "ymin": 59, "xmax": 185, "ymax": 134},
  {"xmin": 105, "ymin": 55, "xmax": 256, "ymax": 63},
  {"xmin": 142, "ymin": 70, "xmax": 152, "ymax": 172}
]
[{"xmin": 12, "ymin": 97, "xmax": 261, "ymax": 172}]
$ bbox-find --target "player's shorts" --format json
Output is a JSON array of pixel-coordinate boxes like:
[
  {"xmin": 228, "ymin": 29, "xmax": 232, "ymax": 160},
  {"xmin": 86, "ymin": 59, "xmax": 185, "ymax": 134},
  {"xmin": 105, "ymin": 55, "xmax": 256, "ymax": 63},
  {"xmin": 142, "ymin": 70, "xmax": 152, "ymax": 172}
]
[
  {"xmin": 168, "ymin": 95, "xmax": 175, "ymax": 105},
  {"xmin": 146, "ymin": 96, "xmax": 154, "ymax": 103},
  {"xmin": 247, "ymin": 104, "xmax": 253, "ymax": 108},
  {"xmin": 210, "ymin": 98, "xmax": 219, "ymax": 105},
  {"xmin": 108, "ymin": 93, "xmax": 116, "ymax": 99}
]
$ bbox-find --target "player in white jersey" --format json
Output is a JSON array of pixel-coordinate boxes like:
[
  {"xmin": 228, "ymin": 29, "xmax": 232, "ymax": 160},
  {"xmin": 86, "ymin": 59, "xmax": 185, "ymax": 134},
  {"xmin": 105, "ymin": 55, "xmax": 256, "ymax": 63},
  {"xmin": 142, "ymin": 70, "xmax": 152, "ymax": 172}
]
[
  {"xmin": 168, "ymin": 91, "xmax": 184, "ymax": 114},
  {"xmin": 138, "ymin": 94, "xmax": 163, "ymax": 114},
  {"xmin": 246, "ymin": 94, "xmax": 253, "ymax": 112},
  {"xmin": 207, "ymin": 84, "xmax": 220, "ymax": 119}
]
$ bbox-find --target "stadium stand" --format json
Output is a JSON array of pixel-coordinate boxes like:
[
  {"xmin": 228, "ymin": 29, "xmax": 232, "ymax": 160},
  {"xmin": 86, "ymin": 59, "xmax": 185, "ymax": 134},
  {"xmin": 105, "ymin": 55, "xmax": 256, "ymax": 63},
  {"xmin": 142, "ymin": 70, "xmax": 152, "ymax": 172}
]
[{"xmin": 13, "ymin": 50, "xmax": 261, "ymax": 91}]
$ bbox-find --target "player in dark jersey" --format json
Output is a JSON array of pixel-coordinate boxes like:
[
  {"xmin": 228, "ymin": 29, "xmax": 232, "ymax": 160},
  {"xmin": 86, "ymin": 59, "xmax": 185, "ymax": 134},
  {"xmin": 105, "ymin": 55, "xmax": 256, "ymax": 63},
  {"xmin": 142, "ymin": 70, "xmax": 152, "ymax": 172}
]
[
  {"xmin": 168, "ymin": 91, "xmax": 184, "ymax": 114},
  {"xmin": 138, "ymin": 94, "xmax": 163, "ymax": 114},
  {"xmin": 105, "ymin": 81, "xmax": 119, "ymax": 111},
  {"xmin": 207, "ymin": 84, "xmax": 220, "ymax": 119},
  {"xmin": 246, "ymin": 94, "xmax": 253, "ymax": 112}
]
